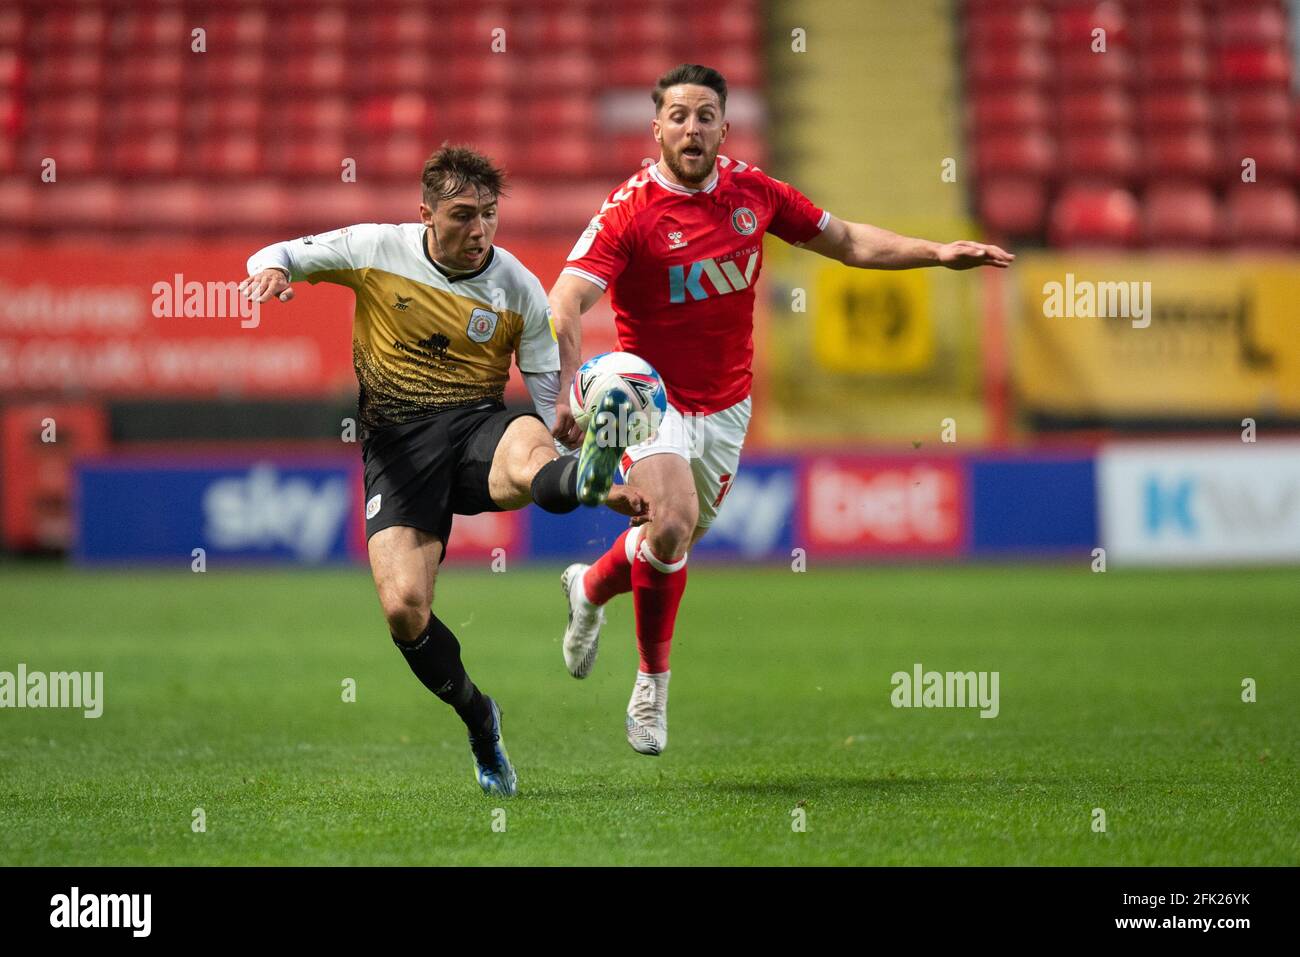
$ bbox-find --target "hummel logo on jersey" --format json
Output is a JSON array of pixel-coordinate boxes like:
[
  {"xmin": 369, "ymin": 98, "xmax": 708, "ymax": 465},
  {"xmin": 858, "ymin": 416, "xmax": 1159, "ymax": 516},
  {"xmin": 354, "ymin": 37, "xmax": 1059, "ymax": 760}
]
[
  {"xmin": 668, "ymin": 252, "xmax": 760, "ymax": 303},
  {"xmin": 667, "ymin": 230, "xmax": 687, "ymax": 250},
  {"xmin": 392, "ymin": 294, "xmax": 413, "ymax": 311}
]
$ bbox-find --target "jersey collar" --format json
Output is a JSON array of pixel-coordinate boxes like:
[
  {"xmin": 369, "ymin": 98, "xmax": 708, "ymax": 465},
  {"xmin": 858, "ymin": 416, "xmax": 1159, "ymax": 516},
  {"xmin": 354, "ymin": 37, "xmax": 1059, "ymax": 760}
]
[{"xmin": 648, "ymin": 162, "xmax": 720, "ymax": 195}]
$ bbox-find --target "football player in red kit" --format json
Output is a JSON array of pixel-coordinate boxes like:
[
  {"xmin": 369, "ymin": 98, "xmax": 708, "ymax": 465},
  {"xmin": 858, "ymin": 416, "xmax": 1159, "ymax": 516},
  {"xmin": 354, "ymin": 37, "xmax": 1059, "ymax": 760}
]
[{"xmin": 548, "ymin": 64, "xmax": 1013, "ymax": 755}]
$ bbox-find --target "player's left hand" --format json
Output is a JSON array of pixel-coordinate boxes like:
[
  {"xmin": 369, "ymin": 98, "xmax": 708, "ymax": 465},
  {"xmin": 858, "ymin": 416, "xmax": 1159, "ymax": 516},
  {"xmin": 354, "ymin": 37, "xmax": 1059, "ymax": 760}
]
[
  {"xmin": 604, "ymin": 485, "xmax": 651, "ymax": 522},
  {"xmin": 937, "ymin": 241, "xmax": 1014, "ymax": 270}
]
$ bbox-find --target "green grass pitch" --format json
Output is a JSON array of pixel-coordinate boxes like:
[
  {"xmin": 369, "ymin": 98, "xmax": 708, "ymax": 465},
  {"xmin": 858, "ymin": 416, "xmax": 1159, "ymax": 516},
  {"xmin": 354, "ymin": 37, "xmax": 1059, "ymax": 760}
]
[{"xmin": 0, "ymin": 562, "xmax": 1295, "ymax": 866}]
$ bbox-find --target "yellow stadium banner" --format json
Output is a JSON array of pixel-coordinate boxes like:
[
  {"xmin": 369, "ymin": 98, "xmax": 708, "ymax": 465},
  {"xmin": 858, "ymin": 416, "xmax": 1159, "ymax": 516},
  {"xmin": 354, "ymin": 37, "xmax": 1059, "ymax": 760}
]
[
  {"xmin": 813, "ymin": 265, "xmax": 934, "ymax": 374},
  {"xmin": 1014, "ymin": 256, "xmax": 1300, "ymax": 418}
]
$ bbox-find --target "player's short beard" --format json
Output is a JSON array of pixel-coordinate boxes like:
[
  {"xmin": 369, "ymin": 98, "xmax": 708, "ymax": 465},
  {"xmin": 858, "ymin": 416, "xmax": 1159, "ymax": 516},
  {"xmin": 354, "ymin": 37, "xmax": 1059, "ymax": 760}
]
[{"xmin": 663, "ymin": 141, "xmax": 718, "ymax": 186}]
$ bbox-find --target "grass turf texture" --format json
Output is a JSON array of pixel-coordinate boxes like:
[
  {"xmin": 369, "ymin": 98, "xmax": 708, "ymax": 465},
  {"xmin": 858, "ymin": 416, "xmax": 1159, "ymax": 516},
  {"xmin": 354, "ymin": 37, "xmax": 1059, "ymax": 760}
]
[{"xmin": 0, "ymin": 563, "xmax": 1296, "ymax": 866}]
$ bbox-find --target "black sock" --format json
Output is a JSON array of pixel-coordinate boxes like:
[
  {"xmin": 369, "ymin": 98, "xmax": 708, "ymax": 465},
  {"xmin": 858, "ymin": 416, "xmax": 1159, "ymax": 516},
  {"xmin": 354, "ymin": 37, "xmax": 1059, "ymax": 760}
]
[
  {"xmin": 530, "ymin": 451, "xmax": 580, "ymax": 513},
  {"xmin": 393, "ymin": 615, "xmax": 492, "ymax": 734}
]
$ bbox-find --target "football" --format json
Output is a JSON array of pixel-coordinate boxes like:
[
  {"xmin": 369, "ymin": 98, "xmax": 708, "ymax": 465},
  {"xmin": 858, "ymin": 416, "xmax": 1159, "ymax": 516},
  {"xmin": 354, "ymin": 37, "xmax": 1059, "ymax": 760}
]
[{"xmin": 570, "ymin": 351, "xmax": 668, "ymax": 446}]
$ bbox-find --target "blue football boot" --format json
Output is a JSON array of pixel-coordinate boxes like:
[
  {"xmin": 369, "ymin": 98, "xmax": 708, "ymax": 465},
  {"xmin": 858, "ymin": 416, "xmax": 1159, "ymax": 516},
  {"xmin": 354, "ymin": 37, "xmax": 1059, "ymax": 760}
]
[{"xmin": 468, "ymin": 696, "xmax": 517, "ymax": 797}]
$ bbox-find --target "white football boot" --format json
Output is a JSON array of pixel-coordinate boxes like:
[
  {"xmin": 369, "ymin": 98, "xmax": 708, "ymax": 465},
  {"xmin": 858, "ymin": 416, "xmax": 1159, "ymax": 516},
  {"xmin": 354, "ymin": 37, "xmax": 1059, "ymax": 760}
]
[
  {"xmin": 626, "ymin": 670, "xmax": 670, "ymax": 755},
  {"xmin": 561, "ymin": 563, "xmax": 604, "ymax": 678}
]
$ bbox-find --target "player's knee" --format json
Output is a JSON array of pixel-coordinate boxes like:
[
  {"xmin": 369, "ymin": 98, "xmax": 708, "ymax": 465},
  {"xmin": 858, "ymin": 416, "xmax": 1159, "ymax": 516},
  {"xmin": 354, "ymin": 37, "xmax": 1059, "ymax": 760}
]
[
  {"xmin": 646, "ymin": 513, "xmax": 695, "ymax": 559},
  {"xmin": 378, "ymin": 582, "xmax": 431, "ymax": 640}
]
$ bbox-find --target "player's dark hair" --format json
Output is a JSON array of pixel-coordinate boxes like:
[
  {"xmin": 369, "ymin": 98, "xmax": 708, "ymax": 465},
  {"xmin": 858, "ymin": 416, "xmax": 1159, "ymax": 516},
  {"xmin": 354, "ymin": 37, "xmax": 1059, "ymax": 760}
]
[
  {"xmin": 421, "ymin": 144, "xmax": 508, "ymax": 207},
  {"xmin": 652, "ymin": 64, "xmax": 728, "ymax": 114}
]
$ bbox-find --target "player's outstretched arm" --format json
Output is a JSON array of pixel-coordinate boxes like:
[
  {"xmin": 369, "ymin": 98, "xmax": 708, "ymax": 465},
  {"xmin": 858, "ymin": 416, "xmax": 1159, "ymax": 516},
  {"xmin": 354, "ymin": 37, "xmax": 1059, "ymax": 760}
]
[
  {"xmin": 803, "ymin": 215, "xmax": 1014, "ymax": 271},
  {"xmin": 546, "ymin": 271, "xmax": 605, "ymax": 449}
]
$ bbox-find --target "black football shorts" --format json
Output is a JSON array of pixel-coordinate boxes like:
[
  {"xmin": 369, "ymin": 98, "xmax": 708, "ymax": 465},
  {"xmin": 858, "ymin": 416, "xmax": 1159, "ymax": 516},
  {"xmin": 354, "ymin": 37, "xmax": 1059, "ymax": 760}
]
[{"xmin": 361, "ymin": 400, "xmax": 542, "ymax": 557}]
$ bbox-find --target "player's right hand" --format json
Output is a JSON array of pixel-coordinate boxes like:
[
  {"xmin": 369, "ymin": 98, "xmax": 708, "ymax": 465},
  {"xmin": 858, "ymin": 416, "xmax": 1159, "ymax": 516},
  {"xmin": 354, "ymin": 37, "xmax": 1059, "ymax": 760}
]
[
  {"xmin": 239, "ymin": 268, "xmax": 295, "ymax": 304},
  {"xmin": 552, "ymin": 398, "xmax": 583, "ymax": 450}
]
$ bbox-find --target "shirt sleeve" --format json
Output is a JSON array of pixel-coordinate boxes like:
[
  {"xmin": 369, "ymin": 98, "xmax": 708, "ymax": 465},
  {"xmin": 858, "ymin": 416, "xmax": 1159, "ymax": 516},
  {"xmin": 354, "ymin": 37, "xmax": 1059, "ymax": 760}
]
[
  {"xmin": 764, "ymin": 174, "xmax": 831, "ymax": 247},
  {"xmin": 559, "ymin": 191, "xmax": 636, "ymax": 291},
  {"xmin": 522, "ymin": 370, "xmax": 560, "ymax": 431},
  {"xmin": 246, "ymin": 224, "xmax": 377, "ymax": 290},
  {"xmin": 515, "ymin": 274, "xmax": 561, "ymax": 374}
]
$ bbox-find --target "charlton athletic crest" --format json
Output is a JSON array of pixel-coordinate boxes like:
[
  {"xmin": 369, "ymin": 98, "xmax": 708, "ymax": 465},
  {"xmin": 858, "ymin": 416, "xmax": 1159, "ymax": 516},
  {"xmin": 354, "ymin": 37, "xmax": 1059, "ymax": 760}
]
[
  {"xmin": 467, "ymin": 307, "xmax": 498, "ymax": 343},
  {"xmin": 731, "ymin": 207, "xmax": 758, "ymax": 235}
]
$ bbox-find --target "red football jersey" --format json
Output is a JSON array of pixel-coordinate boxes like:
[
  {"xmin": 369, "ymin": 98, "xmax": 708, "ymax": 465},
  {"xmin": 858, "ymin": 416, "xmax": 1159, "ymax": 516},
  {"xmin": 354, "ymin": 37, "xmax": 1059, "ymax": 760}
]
[{"xmin": 562, "ymin": 156, "xmax": 829, "ymax": 414}]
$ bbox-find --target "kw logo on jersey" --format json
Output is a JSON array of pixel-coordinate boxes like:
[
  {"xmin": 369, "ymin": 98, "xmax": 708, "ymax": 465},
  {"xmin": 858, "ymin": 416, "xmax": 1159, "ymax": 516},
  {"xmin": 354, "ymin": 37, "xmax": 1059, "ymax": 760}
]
[{"xmin": 668, "ymin": 251, "xmax": 759, "ymax": 303}]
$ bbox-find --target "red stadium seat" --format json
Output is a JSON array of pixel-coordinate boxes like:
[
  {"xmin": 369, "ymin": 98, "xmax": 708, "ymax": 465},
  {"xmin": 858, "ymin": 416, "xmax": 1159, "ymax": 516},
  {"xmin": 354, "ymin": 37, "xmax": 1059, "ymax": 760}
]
[
  {"xmin": 969, "ymin": 89, "xmax": 1050, "ymax": 131},
  {"xmin": 612, "ymin": 10, "xmax": 674, "ymax": 49},
  {"xmin": 117, "ymin": 182, "xmax": 212, "ymax": 232},
  {"xmin": 1051, "ymin": 2, "xmax": 1128, "ymax": 47},
  {"xmin": 351, "ymin": 10, "xmax": 438, "ymax": 50},
  {"xmin": 287, "ymin": 184, "xmax": 387, "ymax": 234},
  {"xmin": 978, "ymin": 177, "xmax": 1047, "ymax": 236},
  {"xmin": 974, "ymin": 130, "xmax": 1057, "ymax": 179},
  {"xmin": 1139, "ymin": 46, "xmax": 1210, "ymax": 85},
  {"xmin": 363, "ymin": 51, "xmax": 434, "ymax": 92},
  {"xmin": 966, "ymin": 45, "xmax": 1052, "ymax": 87},
  {"xmin": 32, "ymin": 52, "xmax": 104, "ymax": 91},
  {"xmin": 1134, "ymin": 8, "xmax": 1208, "ymax": 46},
  {"xmin": 0, "ymin": 180, "xmax": 37, "ymax": 231},
  {"xmin": 1137, "ymin": 90, "xmax": 1213, "ymax": 131},
  {"xmin": 284, "ymin": 9, "xmax": 350, "ymax": 47},
  {"xmin": 279, "ymin": 52, "xmax": 349, "ymax": 94},
  {"xmin": 266, "ymin": 136, "xmax": 353, "ymax": 179},
  {"xmin": 441, "ymin": 93, "xmax": 512, "ymax": 139},
  {"xmin": 1057, "ymin": 49, "xmax": 1133, "ymax": 86},
  {"xmin": 611, "ymin": 134, "xmax": 658, "ymax": 177},
  {"xmin": 205, "ymin": 9, "xmax": 271, "ymax": 47},
  {"xmin": 28, "ymin": 94, "xmax": 102, "ymax": 133},
  {"xmin": 33, "ymin": 7, "xmax": 108, "ymax": 48},
  {"xmin": 199, "ymin": 135, "xmax": 264, "ymax": 178},
  {"xmin": 1058, "ymin": 89, "xmax": 1133, "ymax": 130},
  {"xmin": 963, "ymin": 8, "xmax": 1052, "ymax": 48},
  {"xmin": 109, "ymin": 9, "xmax": 187, "ymax": 49},
  {"xmin": 687, "ymin": 5, "xmax": 761, "ymax": 47},
  {"xmin": 358, "ymin": 94, "xmax": 431, "ymax": 136},
  {"xmin": 444, "ymin": 54, "xmax": 513, "ymax": 92},
  {"xmin": 0, "ymin": 8, "xmax": 26, "ymax": 47},
  {"xmin": 279, "ymin": 96, "xmax": 349, "ymax": 136},
  {"xmin": 1224, "ymin": 131, "xmax": 1297, "ymax": 182},
  {"xmin": 189, "ymin": 53, "xmax": 267, "ymax": 91},
  {"xmin": 1049, "ymin": 184, "xmax": 1141, "ymax": 247},
  {"xmin": 530, "ymin": 10, "xmax": 598, "ymax": 49},
  {"xmin": 1215, "ymin": 47, "xmax": 1291, "ymax": 86},
  {"xmin": 188, "ymin": 94, "xmax": 264, "ymax": 132},
  {"xmin": 31, "ymin": 180, "xmax": 123, "ymax": 231},
  {"xmin": 0, "ymin": 134, "xmax": 16, "ymax": 175},
  {"xmin": 110, "ymin": 95, "xmax": 183, "ymax": 132},
  {"xmin": 0, "ymin": 90, "xmax": 20, "ymax": 138},
  {"xmin": 0, "ymin": 48, "xmax": 24, "ymax": 89},
  {"xmin": 116, "ymin": 55, "xmax": 186, "ymax": 91},
  {"xmin": 1223, "ymin": 184, "xmax": 1298, "ymax": 247},
  {"xmin": 513, "ymin": 135, "xmax": 591, "ymax": 179},
  {"xmin": 1220, "ymin": 90, "xmax": 1291, "ymax": 131},
  {"xmin": 362, "ymin": 137, "xmax": 431, "ymax": 180},
  {"xmin": 24, "ymin": 132, "xmax": 99, "ymax": 176},
  {"xmin": 1216, "ymin": 6, "xmax": 1289, "ymax": 47},
  {"xmin": 510, "ymin": 53, "xmax": 600, "ymax": 92},
  {"xmin": 215, "ymin": 182, "xmax": 292, "ymax": 233},
  {"xmin": 1142, "ymin": 129, "xmax": 1218, "ymax": 182},
  {"xmin": 523, "ymin": 96, "xmax": 596, "ymax": 138},
  {"xmin": 1060, "ymin": 129, "xmax": 1140, "ymax": 180},
  {"xmin": 112, "ymin": 132, "xmax": 182, "ymax": 178},
  {"xmin": 1143, "ymin": 182, "xmax": 1219, "ymax": 247}
]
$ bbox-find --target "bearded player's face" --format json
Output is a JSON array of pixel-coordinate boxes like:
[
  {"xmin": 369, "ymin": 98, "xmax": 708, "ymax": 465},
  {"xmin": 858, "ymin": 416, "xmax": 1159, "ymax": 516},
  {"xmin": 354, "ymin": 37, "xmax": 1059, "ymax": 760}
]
[{"xmin": 653, "ymin": 85, "xmax": 728, "ymax": 185}]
